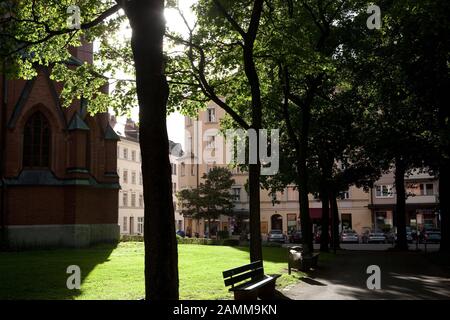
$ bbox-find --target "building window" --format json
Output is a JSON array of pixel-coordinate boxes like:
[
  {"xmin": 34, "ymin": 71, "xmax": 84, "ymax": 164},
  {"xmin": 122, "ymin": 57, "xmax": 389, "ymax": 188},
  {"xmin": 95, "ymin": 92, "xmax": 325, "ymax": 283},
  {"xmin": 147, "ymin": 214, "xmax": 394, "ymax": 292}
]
[
  {"xmin": 206, "ymin": 135, "xmax": 216, "ymax": 149},
  {"xmin": 123, "ymin": 170, "xmax": 128, "ymax": 183},
  {"xmin": 420, "ymin": 183, "xmax": 434, "ymax": 196},
  {"xmin": 187, "ymin": 137, "xmax": 193, "ymax": 153},
  {"xmin": 123, "ymin": 148, "xmax": 128, "ymax": 159},
  {"xmin": 271, "ymin": 192, "xmax": 277, "ymax": 202},
  {"xmin": 137, "ymin": 217, "xmax": 144, "ymax": 234},
  {"xmin": 139, "ymin": 172, "xmax": 142, "ymax": 185},
  {"xmin": 131, "ymin": 171, "xmax": 136, "ymax": 184},
  {"xmin": 23, "ymin": 112, "xmax": 51, "ymax": 168},
  {"xmin": 232, "ymin": 187, "xmax": 241, "ymax": 202},
  {"xmin": 171, "ymin": 163, "xmax": 177, "ymax": 175},
  {"xmin": 341, "ymin": 214, "xmax": 352, "ymax": 230},
  {"xmin": 206, "ymin": 162, "xmax": 216, "ymax": 173},
  {"xmin": 123, "ymin": 216, "xmax": 128, "ymax": 232},
  {"xmin": 172, "ymin": 183, "xmax": 177, "ymax": 193},
  {"xmin": 123, "ymin": 191, "xmax": 128, "ymax": 207},
  {"xmin": 131, "ymin": 192, "xmax": 136, "ymax": 207},
  {"xmin": 207, "ymin": 108, "xmax": 216, "ymax": 122},
  {"xmin": 117, "ymin": 146, "xmax": 120, "ymax": 157},
  {"xmin": 139, "ymin": 194, "xmax": 144, "ymax": 207},
  {"xmin": 375, "ymin": 185, "xmax": 393, "ymax": 198},
  {"xmin": 181, "ymin": 163, "xmax": 186, "ymax": 176},
  {"xmin": 338, "ymin": 190, "xmax": 350, "ymax": 199},
  {"xmin": 131, "ymin": 150, "xmax": 136, "ymax": 161},
  {"xmin": 190, "ymin": 164, "xmax": 195, "ymax": 176}
]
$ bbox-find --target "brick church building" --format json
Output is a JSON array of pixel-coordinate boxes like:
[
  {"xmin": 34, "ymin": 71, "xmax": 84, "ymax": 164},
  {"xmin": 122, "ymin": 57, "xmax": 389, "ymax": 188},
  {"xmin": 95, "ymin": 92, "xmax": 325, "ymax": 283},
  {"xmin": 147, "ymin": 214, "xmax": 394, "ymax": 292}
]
[{"xmin": 0, "ymin": 44, "xmax": 120, "ymax": 249}]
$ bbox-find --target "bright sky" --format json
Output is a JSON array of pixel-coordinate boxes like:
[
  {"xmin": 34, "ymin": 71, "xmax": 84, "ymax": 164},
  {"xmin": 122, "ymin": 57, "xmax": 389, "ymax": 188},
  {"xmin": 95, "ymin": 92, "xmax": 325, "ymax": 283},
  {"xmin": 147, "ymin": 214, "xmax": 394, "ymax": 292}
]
[
  {"xmin": 114, "ymin": 0, "xmax": 197, "ymax": 149},
  {"xmin": 165, "ymin": 0, "xmax": 197, "ymax": 149}
]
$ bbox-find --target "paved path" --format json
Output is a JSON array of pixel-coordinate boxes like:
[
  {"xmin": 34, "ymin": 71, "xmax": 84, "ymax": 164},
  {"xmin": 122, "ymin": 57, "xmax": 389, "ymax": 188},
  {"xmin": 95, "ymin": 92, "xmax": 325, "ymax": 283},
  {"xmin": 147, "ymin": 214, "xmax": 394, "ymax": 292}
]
[{"xmin": 281, "ymin": 250, "xmax": 450, "ymax": 300}]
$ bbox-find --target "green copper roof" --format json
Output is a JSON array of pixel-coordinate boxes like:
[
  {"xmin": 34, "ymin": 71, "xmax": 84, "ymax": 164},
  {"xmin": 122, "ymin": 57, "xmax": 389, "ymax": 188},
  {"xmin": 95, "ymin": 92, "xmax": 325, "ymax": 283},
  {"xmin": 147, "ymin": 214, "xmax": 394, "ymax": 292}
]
[
  {"xmin": 68, "ymin": 112, "xmax": 90, "ymax": 131},
  {"xmin": 105, "ymin": 124, "xmax": 120, "ymax": 140}
]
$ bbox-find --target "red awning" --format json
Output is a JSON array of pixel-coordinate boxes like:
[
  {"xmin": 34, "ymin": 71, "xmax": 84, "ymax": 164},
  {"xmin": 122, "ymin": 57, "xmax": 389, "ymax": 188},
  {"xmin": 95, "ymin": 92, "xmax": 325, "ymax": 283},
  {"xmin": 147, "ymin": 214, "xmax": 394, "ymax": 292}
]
[
  {"xmin": 309, "ymin": 208, "xmax": 322, "ymax": 219},
  {"xmin": 309, "ymin": 208, "xmax": 332, "ymax": 219}
]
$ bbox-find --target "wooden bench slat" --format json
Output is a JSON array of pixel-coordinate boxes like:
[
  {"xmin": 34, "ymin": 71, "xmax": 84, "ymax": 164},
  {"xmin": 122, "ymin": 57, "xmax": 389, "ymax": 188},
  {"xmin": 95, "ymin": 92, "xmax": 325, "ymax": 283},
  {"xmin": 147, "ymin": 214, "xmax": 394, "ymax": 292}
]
[
  {"xmin": 224, "ymin": 267, "xmax": 264, "ymax": 287},
  {"xmin": 222, "ymin": 260, "xmax": 263, "ymax": 278},
  {"xmin": 232, "ymin": 275, "xmax": 278, "ymax": 291}
]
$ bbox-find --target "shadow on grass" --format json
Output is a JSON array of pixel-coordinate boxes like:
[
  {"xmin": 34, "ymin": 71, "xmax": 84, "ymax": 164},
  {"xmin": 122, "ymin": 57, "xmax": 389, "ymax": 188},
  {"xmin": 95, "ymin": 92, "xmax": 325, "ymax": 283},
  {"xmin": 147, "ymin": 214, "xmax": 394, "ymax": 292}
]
[{"xmin": 0, "ymin": 243, "xmax": 116, "ymax": 300}]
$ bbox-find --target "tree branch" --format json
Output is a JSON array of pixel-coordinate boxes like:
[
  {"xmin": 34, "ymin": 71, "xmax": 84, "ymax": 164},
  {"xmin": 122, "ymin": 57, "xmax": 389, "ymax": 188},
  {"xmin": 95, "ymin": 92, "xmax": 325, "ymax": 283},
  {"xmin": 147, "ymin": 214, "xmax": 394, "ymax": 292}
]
[{"xmin": 1, "ymin": 4, "xmax": 121, "ymax": 57}]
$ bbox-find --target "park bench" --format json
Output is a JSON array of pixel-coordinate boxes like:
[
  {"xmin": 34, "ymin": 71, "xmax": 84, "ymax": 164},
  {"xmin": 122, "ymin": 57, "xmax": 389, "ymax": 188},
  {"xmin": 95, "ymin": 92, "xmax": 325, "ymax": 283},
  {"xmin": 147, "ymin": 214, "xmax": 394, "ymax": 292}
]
[
  {"xmin": 288, "ymin": 246, "xmax": 320, "ymax": 274},
  {"xmin": 223, "ymin": 261, "xmax": 280, "ymax": 300}
]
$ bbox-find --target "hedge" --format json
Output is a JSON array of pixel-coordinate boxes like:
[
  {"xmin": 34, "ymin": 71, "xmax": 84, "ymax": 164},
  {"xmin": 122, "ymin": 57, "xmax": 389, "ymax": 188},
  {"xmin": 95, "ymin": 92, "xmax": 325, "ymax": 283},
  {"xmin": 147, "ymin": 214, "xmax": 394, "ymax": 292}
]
[{"xmin": 121, "ymin": 234, "xmax": 280, "ymax": 247}]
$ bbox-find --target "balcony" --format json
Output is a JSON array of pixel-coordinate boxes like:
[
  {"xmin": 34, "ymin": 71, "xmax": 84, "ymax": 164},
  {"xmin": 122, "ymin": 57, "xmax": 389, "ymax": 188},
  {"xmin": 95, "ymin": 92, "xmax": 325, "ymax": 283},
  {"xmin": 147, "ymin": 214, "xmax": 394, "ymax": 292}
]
[{"xmin": 406, "ymin": 194, "xmax": 438, "ymax": 204}]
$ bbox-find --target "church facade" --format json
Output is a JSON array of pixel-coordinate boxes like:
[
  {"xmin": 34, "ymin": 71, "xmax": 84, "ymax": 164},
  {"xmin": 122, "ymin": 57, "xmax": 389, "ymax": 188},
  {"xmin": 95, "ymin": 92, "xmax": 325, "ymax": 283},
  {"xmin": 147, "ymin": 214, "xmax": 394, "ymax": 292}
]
[{"xmin": 0, "ymin": 45, "xmax": 120, "ymax": 249}]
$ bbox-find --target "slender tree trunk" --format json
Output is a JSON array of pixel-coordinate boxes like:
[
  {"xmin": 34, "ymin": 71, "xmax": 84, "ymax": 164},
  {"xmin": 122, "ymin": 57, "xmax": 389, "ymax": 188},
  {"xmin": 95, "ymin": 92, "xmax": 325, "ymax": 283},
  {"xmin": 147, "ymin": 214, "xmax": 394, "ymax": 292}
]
[
  {"xmin": 249, "ymin": 163, "xmax": 262, "ymax": 261},
  {"xmin": 438, "ymin": 96, "xmax": 450, "ymax": 252},
  {"xmin": 394, "ymin": 157, "xmax": 408, "ymax": 251},
  {"xmin": 298, "ymin": 106, "xmax": 313, "ymax": 256},
  {"xmin": 439, "ymin": 162, "xmax": 450, "ymax": 252},
  {"xmin": 124, "ymin": 0, "xmax": 178, "ymax": 300},
  {"xmin": 330, "ymin": 190, "xmax": 340, "ymax": 251},
  {"xmin": 208, "ymin": 218, "xmax": 211, "ymax": 238},
  {"xmin": 320, "ymin": 188, "xmax": 330, "ymax": 252},
  {"xmin": 0, "ymin": 68, "xmax": 7, "ymax": 250},
  {"xmin": 244, "ymin": 42, "xmax": 263, "ymax": 263},
  {"xmin": 437, "ymin": 61, "xmax": 450, "ymax": 252}
]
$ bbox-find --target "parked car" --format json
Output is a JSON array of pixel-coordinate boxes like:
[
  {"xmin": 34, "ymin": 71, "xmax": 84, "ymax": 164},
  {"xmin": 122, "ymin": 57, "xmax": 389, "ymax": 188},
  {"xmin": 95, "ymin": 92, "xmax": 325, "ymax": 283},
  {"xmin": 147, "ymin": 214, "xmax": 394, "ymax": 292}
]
[
  {"xmin": 362, "ymin": 230, "xmax": 387, "ymax": 243},
  {"xmin": 176, "ymin": 230, "xmax": 186, "ymax": 238},
  {"xmin": 421, "ymin": 229, "xmax": 441, "ymax": 243},
  {"xmin": 267, "ymin": 229, "xmax": 286, "ymax": 243},
  {"xmin": 340, "ymin": 230, "xmax": 359, "ymax": 244},
  {"xmin": 385, "ymin": 229, "xmax": 413, "ymax": 243},
  {"xmin": 314, "ymin": 229, "xmax": 332, "ymax": 244},
  {"xmin": 289, "ymin": 230, "xmax": 302, "ymax": 243}
]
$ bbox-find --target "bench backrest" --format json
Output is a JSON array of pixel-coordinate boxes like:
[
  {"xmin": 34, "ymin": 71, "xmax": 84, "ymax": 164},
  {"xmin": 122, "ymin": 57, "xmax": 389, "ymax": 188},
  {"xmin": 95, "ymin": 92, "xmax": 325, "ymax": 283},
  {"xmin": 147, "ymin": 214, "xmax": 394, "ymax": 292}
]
[{"xmin": 223, "ymin": 261, "xmax": 264, "ymax": 288}]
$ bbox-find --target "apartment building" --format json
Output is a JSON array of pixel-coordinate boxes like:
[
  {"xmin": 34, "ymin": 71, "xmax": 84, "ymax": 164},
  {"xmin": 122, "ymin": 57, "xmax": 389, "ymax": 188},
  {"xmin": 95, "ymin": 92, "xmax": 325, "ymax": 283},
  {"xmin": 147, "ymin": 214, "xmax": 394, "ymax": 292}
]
[
  {"xmin": 370, "ymin": 170, "xmax": 440, "ymax": 231},
  {"xmin": 177, "ymin": 101, "xmax": 442, "ymax": 238},
  {"xmin": 113, "ymin": 118, "xmax": 183, "ymax": 235},
  {"xmin": 177, "ymin": 101, "xmax": 374, "ymax": 237}
]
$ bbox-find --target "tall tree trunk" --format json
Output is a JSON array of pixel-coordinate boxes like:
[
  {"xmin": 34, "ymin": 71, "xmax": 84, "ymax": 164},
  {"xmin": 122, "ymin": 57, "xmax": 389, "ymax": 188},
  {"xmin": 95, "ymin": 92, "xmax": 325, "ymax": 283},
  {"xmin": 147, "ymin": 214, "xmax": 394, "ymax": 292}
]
[
  {"xmin": 394, "ymin": 157, "xmax": 408, "ymax": 251},
  {"xmin": 439, "ymin": 162, "xmax": 450, "ymax": 252},
  {"xmin": 320, "ymin": 188, "xmax": 330, "ymax": 252},
  {"xmin": 123, "ymin": 0, "xmax": 178, "ymax": 300},
  {"xmin": 0, "ymin": 68, "xmax": 7, "ymax": 250},
  {"xmin": 330, "ymin": 189, "xmax": 340, "ymax": 251},
  {"xmin": 298, "ymin": 106, "xmax": 313, "ymax": 256},
  {"xmin": 436, "ymin": 55, "xmax": 450, "ymax": 252},
  {"xmin": 248, "ymin": 163, "xmax": 262, "ymax": 261},
  {"xmin": 243, "ymin": 17, "xmax": 264, "ymax": 262},
  {"xmin": 208, "ymin": 218, "xmax": 211, "ymax": 238}
]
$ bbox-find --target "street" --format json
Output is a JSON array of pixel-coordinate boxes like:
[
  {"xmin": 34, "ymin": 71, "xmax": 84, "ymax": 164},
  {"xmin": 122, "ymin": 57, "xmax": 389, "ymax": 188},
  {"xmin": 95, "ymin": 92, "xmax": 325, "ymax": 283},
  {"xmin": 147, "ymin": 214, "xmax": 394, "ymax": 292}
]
[{"xmin": 283, "ymin": 243, "xmax": 441, "ymax": 252}]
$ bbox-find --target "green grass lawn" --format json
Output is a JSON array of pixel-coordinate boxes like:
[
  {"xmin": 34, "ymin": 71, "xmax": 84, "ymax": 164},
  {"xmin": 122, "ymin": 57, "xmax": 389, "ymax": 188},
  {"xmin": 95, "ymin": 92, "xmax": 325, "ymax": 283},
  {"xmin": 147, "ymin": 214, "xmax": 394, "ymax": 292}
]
[{"xmin": 0, "ymin": 242, "xmax": 305, "ymax": 300}]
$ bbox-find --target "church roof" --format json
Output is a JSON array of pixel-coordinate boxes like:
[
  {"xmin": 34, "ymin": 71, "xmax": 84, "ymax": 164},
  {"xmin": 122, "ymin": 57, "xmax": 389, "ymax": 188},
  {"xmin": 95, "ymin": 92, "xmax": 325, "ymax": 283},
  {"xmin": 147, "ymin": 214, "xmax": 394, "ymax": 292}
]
[{"xmin": 68, "ymin": 112, "xmax": 90, "ymax": 131}]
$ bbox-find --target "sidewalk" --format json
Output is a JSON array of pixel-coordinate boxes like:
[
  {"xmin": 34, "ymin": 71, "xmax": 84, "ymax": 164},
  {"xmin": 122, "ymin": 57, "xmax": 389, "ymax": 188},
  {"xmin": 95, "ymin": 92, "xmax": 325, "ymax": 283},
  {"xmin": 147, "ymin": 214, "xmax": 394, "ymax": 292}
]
[{"xmin": 281, "ymin": 250, "xmax": 450, "ymax": 300}]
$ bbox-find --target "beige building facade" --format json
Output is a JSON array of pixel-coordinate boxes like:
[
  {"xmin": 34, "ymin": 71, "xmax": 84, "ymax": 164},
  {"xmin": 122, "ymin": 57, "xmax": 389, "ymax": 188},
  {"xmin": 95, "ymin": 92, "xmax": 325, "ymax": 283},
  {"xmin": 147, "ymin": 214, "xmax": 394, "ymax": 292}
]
[
  {"xmin": 114, "ymin": 119, "xmax": 183, "ymax": 235},
  {"xmin": 177, "ymin": 102, "xmax": 376, "ymax": 238}
]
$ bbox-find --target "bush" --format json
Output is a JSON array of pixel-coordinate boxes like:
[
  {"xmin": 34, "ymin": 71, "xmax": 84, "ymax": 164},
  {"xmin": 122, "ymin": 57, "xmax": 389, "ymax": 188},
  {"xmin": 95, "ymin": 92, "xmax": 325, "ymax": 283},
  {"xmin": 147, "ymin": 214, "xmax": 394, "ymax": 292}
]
[
  {"xmin": 221, "ymin": 239, "xmax": 239, "ymax": 246},
  {"xmin": 177, "ymin": 237, "xmax": 216, "ymax": 245},
  {"xmin": 176, "ymin": 237, "xmax": 241, "ymax": 246},
  {"xmin": 217, "ymin": 231, "xmax": 230, "ymax": 240},
  {"xmin": 120, "ymin": 235, "xmax": 144, "ymax": 242}
]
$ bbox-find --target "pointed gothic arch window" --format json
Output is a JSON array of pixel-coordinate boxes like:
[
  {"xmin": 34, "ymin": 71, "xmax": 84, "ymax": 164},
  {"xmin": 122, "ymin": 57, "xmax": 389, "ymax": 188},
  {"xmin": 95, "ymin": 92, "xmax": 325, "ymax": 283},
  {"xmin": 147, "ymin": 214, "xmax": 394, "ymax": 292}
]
[{"xmin": 23, "ymin": 111, "xmax": 51, "ymax": 168}]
